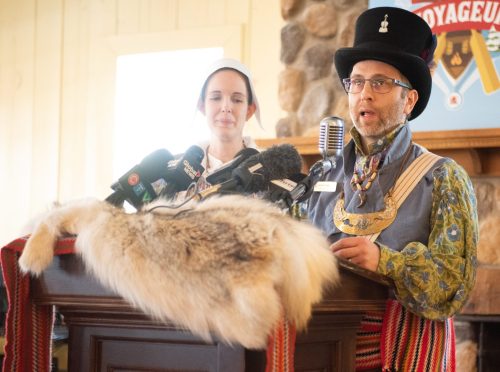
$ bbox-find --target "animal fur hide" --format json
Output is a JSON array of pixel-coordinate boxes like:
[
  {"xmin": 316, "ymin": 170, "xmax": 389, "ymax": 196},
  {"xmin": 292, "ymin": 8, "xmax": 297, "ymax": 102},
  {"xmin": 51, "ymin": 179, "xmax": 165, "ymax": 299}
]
[{"xmin": 19, "ymin": 195, "xmax": 338, "ymax": 349}]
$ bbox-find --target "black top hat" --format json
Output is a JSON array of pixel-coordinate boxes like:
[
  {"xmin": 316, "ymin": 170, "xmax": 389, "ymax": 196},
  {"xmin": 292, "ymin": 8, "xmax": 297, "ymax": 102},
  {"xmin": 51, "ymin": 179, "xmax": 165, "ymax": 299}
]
[{"xmin": 334, "ymin": 7, "xmax": 436, "ymax": 120}]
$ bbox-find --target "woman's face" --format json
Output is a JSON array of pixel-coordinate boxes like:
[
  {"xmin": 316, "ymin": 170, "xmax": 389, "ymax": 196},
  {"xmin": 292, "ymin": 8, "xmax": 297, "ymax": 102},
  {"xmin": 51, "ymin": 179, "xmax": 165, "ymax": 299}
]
[{"xmin": 200, "ymin": 69, "xmax": 256, "ymax": 142}]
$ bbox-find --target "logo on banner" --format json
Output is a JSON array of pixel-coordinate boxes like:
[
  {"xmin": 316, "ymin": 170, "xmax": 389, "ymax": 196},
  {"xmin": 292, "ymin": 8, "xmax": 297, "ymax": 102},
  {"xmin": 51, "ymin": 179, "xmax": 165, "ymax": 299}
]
[{"xmin": 413, "ymin": 0, "xmax": 500, "ymax": 108}]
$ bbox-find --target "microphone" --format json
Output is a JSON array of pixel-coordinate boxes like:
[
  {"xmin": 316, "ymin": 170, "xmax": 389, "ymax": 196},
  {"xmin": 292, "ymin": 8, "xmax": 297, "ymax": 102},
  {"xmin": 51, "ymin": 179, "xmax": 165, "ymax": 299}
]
[
  {"xmin": 265, "ymin": 173, "xmax": 307, "ymax": 206},
  {"xmin": 205, "ymin": 147, "xmax": 260, "ymax": 185},
  {"xmin": 196, "ymin": 144, "xmax": 303, "ymax": 200},
  {"xmin": 160, "ymin": 145, "xmax": 205, "ymax": 198},
  {"xmin": 287, "ymin": 116, "xmax": 345, "ymax": 203},
  {"xmin": 106, "ymin": 148, "xmax": 175, "ymax": 208},
  {"xmin": 319, "ymin": 116, "xmax": 344, "ymax": 158}
]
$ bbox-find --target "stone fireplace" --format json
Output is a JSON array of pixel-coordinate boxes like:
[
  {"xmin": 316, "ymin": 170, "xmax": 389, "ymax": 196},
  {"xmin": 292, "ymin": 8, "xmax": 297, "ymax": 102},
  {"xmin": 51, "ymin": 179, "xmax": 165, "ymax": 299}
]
[{"xmin": 277, "ymin": 0, "xmax": 368, "ymax": 137}]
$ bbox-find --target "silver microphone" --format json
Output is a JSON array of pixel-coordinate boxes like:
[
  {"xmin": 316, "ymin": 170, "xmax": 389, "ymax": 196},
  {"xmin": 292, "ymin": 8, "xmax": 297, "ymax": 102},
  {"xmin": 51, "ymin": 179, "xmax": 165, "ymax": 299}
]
[
  {"xmin": 284, "ymin": 117, "xmax": 345, "ymax": 204},
  {"xmin": 319, "ymin": 116, "xmax": 344, "ymax": 159}
]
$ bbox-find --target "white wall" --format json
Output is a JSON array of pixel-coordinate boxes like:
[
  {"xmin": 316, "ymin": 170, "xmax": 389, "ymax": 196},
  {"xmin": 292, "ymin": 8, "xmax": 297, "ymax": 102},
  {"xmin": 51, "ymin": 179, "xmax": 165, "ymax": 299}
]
[{"xmin": 0, "ymin": 0, "xmax": 284, "ymax": 245}]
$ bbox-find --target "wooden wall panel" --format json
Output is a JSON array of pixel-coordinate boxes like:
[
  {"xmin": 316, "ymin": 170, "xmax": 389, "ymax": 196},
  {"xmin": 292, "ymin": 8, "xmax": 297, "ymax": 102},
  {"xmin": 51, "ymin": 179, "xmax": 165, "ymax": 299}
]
[
  {"xmin": 58, "ymin": 0, "xmax": 90, "ymax": 201},
  {"xmin": 206, "ymin": 0, "xmax": 227, "ymax": 26},
  {"xmin": 225, "ymin": 0, "xmax": 249, "ymax": 25},
  {"xmin": 178, "ymin": 0, "xmax": 211, "ymax": 29},
  {"xmin": 0, "ymin": 0, "xmax": 36, "ymax": 242},
  {"xmin": 116, "ymin": 0, "xmax": 141, "ymax": 34},
  {"xmin": 85, "ymin": 0, "xmax": 117, "ymax": 196},
  {"xmin": 148, "ymin": 0, "xmax": 178, "ymax": 32},
  {"xmin": 31, "ymin": 0, "xmax": 63, "ymax": 214}
]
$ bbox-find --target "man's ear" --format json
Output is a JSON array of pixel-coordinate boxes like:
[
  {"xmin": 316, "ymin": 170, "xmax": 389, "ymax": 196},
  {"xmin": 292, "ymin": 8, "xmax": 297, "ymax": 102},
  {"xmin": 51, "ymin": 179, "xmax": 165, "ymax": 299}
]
[
  {"xmin": 246, "ymin": 103, "xmax": 256, "ymax": 120},
  {"xmin": 404, "ymin": 89, "xmax": 419, "ymax": 117}
]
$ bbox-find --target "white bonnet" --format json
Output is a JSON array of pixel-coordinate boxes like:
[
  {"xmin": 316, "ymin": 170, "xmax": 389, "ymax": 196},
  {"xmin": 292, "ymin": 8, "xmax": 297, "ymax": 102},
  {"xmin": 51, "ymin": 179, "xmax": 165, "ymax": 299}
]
[{"xmin": 197, "ymin": 58, "xmax": 261, "ymax": 127}]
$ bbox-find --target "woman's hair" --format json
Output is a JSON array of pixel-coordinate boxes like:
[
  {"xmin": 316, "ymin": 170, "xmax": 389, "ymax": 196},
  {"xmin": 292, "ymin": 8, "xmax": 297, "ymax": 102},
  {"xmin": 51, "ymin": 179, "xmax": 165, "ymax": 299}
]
[{"xmin": 199, "ymin": 67, "xmax": 254, "ymax": 105}]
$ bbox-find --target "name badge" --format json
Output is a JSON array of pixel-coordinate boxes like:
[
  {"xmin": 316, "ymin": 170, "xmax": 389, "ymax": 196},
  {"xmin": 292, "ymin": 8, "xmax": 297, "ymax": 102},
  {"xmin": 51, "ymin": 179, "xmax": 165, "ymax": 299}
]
[{"xmin": 313, "ymin": 181, "xmax": 337, "ymax": 192}]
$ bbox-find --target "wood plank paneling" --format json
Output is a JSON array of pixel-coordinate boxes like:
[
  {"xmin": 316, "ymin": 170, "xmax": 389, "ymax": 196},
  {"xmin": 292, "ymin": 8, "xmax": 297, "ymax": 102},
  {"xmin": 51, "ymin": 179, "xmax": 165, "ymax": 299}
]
[
  {"xmin": 149, "ymin": 0, "xmax": 178, "ymax": 32},
  {"xmin": 178, "ymin": 0, "xmax": 209, "ymax": 29},
  {"xmin": 58, "ymin": 0, "xmax": 90, "ymax": 201},
  {"xmin": 31, "ymin": 0, "xmax": 63, "ymax": 214},
  {"xmin": 0, "ymin": 0, "xmax": 36, "ymax": 242},
  {"xmin": 116, "ymin": 0, "xmax": 141, "ymax": 34},
  {"xmin": 86, "ymin": 0, "xmax": 118, "ymax": 196},
  {"xmin": 206, "ymin": 0, "xmax": 226, "ymax": 26},
  {"xmin": 225, "ymin": 0, "xmax": 249, "ymax": 25}
]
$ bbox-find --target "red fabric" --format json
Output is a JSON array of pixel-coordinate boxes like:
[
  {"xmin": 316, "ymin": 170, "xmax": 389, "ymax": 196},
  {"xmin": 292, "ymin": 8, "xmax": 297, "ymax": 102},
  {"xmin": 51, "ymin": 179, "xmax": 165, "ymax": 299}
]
[
  {"xmin": 355, "ymin": 311, "xmax": 384, "ymax": 370},
  {"xmin": 1, "ymin": 236, "xmax": 296, "ymax": 371},
  {"xmin": 266, "ymin": 317, "xmax": 296, "ymax": 372},
  {"xmin": 1, "ymin": 236, "xmax": 76, "ymax": 372},
  {"xmin": 380, "ymin": 299, "xmax": 456, "ymax": 371}
]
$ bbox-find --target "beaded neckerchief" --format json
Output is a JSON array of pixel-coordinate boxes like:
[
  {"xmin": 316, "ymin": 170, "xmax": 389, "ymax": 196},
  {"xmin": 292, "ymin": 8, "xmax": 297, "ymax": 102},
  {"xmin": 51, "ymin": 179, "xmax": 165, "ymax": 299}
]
[{"xmin": 350, "ymin": 125, "xmax": 403, "ymax": 207}]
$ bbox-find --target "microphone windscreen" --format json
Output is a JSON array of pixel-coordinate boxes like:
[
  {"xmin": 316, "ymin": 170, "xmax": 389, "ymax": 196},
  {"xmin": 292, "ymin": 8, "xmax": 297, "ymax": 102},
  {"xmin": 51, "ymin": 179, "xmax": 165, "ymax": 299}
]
[
  {"xmin": 182, "ymin": 145, "xmax": 205, "ymax": 165},
  {"xmin": 110, "ymin": 148, "xmax": 175, "ymax": 209},
  {"xmin": 234, "ymin": 144, "xmax": 303, "ymax": 193},
  {"xmin": 161, "ymin": 145, "xmax": 206, "ymax": 198},
  {"xmin": 140, "ymin": 148, "xmax": 175, "ymax": 182},
  {"xmin": 206, "ymin": 147, "xmax": 260, "ymax": 185},
  {"xmin": 258, "ymin": 144, "xmax": 303, "ymax": 179}
]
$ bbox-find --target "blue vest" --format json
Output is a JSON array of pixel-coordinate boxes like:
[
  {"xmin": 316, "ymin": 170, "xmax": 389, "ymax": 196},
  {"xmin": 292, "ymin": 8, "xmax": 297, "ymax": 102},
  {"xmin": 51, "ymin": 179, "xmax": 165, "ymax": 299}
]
[{"xmin": 307, "ymin": 125, "xmax": 446, "ymax": 251}]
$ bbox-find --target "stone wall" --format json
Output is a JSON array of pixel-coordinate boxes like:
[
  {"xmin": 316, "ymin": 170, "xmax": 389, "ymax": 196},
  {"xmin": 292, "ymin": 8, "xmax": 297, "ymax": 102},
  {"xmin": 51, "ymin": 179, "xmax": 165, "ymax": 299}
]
[
  {"xmin": 456, "ymin": 177, "xmax": 500, "ymax": 372},
  {"xmin": 277, "ymin": 0, "xmax": 368, "ymax": 137},
  {"xmin": 474, "ymin": 177, "xmax": 500, "ymax": 265}
]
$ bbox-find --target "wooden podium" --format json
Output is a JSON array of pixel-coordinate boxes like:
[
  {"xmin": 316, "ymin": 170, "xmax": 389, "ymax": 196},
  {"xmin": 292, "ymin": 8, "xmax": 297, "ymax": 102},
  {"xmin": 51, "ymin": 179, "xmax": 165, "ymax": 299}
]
[{"xmin": 31, "ymin": 254, "xmax": 389, "ymax": 371}]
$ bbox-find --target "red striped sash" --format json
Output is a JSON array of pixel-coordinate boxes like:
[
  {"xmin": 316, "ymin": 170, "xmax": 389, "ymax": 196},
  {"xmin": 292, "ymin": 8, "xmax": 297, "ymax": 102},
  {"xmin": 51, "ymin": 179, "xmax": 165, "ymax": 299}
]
[
  {"xmin": 356, "ymin": 299, "xmax": 456, "ymax": 371},
  {"xmin": 266, "ymin": 318, "xmax": 296, "ymax": 372},
  {"xmin": 0, "ymin": 236, "xmax": 74, "ymax": 371}
]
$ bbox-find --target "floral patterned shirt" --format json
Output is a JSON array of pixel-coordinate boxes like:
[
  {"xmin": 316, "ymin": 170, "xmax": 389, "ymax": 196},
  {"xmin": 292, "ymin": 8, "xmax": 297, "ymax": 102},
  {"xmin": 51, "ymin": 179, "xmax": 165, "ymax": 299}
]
[{"xmin": 378, "ymin": 161, "xmax": 478, "ymax": 320}]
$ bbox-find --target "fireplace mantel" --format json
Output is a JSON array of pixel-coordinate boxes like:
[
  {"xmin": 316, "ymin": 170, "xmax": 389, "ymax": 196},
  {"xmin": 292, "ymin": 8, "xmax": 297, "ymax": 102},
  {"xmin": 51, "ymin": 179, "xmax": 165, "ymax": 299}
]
[{"xmin": 256, "ymin": 128, "xmax": 500, "ymax": 177}]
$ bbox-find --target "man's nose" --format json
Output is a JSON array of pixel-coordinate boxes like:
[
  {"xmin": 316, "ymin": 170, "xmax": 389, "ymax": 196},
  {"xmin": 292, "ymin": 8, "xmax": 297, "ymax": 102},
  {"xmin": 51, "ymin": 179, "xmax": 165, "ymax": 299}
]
[{"xmin": 359, "ymin": 81, "xmax": 374, "ymax": 99}]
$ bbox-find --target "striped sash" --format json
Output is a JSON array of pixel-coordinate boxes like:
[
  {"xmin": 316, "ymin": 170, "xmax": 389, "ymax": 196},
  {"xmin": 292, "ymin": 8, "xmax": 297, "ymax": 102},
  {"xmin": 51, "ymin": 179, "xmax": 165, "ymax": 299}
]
[
  {"xmin": 355, "ymin": 300, "xmax": 456, "ymax": 371},
  {"xmin": 355, "ymin": 311, "xmax": 384, "ymax": 370},
  {"xmin": 266, "ymin": 318, "xmax": 296, "ymax": 372}
]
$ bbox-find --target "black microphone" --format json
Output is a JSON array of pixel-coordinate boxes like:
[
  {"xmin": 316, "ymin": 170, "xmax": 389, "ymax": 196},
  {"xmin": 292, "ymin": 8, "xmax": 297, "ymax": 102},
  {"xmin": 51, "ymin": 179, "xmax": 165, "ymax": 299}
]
[
  {"xmin": 160, "ymin": 145, "xmax": 205, "ymax": 198},
  {"xmin": 266, "ymin": 173, "xmax": 307, "ymax": 206},
  {"xmin": 196, "ymin": 144, "xmax": 303, "ymax": 200},
  {"xmin": 205, "ymin": 147, "xmax": 260, "ymax": 185},
  {"xmin": 106, "ymin": 148, "xmax": 175, "ymax": 208},
  {"xmin": 287, "ymin": 116, "xmax": 345, "ymax": 203}
]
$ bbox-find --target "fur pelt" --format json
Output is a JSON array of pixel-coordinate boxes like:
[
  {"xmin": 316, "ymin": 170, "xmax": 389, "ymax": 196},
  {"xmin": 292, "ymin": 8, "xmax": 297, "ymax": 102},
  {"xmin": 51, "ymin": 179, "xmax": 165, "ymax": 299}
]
[{"xmin": 19, "ymin": 195, "xmax": 338, "ymax": 349}]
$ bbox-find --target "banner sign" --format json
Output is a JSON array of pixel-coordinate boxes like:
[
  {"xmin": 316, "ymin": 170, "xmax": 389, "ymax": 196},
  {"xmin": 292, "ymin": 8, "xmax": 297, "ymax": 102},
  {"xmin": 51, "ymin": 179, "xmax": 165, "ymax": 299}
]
[{"xmin": 369, "ymin": 0, "xmax": 500, "ymax": 131}]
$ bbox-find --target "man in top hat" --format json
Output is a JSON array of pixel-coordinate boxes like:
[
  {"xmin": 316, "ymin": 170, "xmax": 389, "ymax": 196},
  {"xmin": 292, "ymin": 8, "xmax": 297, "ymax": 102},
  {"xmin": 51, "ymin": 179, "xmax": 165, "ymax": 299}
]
[{"xmin": 307, "ymin": 6, "xmax": 478, "ymax": 371}]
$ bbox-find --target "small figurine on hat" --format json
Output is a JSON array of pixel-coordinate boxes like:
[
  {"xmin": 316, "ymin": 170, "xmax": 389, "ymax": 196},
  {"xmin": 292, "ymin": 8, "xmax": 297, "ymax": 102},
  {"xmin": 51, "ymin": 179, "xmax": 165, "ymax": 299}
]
[{"xmin": 335, "ymin": 6, "xmax": 437, "ymax": 119}]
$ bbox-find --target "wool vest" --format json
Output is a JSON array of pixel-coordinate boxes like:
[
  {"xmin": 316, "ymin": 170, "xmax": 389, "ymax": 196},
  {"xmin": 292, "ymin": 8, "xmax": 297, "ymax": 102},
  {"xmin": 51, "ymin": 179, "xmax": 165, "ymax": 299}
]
[{"xmin": 307, "ymin": 125, "xmax": 447, "ymax": 251}]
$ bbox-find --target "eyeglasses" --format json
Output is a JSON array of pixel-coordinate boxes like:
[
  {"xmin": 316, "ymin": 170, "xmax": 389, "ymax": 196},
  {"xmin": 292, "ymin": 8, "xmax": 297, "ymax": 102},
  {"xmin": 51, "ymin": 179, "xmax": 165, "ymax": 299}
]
[{"xmin": 342, "ymin": 77, "xmax": 412, "ymax": 94}]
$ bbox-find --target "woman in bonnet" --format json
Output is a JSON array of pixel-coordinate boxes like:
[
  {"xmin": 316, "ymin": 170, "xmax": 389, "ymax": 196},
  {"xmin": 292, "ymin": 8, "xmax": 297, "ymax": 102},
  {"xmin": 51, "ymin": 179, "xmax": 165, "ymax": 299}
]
[{"xmin": 195, "ymin": 57, "xmax": 261, "ymax": 176}]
